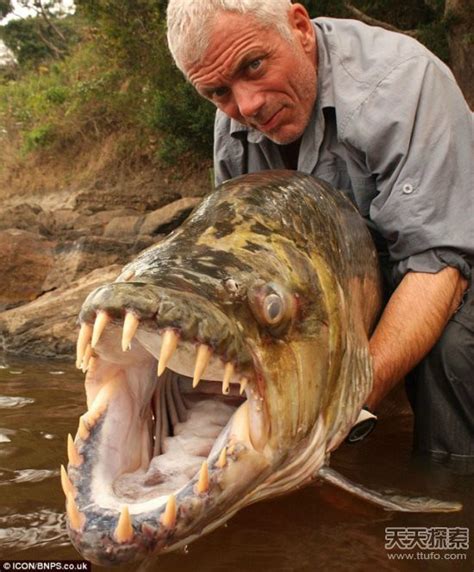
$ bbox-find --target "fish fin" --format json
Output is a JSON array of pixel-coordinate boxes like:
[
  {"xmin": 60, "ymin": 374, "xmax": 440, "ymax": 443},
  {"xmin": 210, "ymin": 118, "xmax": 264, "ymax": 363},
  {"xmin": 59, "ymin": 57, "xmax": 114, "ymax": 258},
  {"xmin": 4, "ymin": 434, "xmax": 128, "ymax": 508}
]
[{"xmin": 318, "ymin": 467, "xmax": 462, "ymax": 513}]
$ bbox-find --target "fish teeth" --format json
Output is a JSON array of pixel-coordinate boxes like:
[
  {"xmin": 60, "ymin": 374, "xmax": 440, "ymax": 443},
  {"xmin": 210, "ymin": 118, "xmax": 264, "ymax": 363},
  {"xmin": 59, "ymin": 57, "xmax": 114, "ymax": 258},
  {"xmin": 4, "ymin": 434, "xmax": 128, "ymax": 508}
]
[
  {"xmin": 66, "ymin": 491, "xmax": 85, "ymax": 530},
  {"xmin": 216, "ymin": 447, "xmax": 227, "ymax": 469},
  {"xmin": 81, "ymin": 344, "xmax": 92, "ymax": 373},
  {"xmin": 193, "ymin": 344, "xmax": 211, "ymax": 388},
  {"xmin": 60, "ymin": 464, "xmax": 75, "ymax": 497},
  {"xmin": 115, "ymin": 505, "xmax": 134, "ymax": 543},
  {"xmin": 157, "ymin": 330, "xmax": 179, "ymax": 377},
  {"xmin": 239, "ymin": 377, "xmax": 248, "ymax": 395},
  {"xmin": 222, "ymin": 362, "xmax": 234, "ymax": 394},
  {"xmin": 196, "ymin": 461, "xmax": 209, "ymax": 494},
  {"xmin": 122, "ymin": 312, "xmax": 139, "ymax": 352},
  {"xmin": 161, "ymin": 495, "xmax": 177, "ymax": 528},
  {"xmin": 67, "ymin": 434, "xmax": 82, "ymax": 467},
  {"xmin": 91, "ymin": 311, "xmax": 110, "ymax": 348},
  {"xmin": 77, "ymin": 416, "xmax": 89, "ymax": 441},
  {"xmin": 76, "ymin": 323, "xmax": 92, "ymax": 369}
]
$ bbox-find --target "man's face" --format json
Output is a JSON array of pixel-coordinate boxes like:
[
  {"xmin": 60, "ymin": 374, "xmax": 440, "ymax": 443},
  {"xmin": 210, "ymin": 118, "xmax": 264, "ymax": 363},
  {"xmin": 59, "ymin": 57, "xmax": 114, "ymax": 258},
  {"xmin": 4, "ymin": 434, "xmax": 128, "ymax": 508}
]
[{"xmin": 186, "ymin": 5, "xmax": 317, "ymax": 145}]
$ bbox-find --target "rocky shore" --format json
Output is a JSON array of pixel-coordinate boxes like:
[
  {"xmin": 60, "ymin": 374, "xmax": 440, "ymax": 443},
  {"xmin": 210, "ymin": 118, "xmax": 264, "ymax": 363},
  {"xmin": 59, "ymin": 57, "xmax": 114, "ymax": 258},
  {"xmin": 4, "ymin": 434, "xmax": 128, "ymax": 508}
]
[{"xmin": 0, "ymin": 175, "xmax": 209, "ymax": 360}]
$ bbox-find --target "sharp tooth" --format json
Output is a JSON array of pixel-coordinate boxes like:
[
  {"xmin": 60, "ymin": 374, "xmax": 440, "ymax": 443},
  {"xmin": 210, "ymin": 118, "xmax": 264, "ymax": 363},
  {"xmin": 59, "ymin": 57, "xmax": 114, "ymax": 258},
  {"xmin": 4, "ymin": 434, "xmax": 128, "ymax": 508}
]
[
  {"xmin": 77, "ymin": 416, "xmax": 89, "ymax": 441},
  {"xmin": 193, "ymin": 344, "xmax": 211, "ymax": 388},
  {"xmin": 216, "ymin": 447, "xmax": 227, "ymax": 469},
  {"xmin": 222, "ymin": 362, "xmax": 234, "ymax": 394},
  {"xmin": 197, "ymin": 461, "xmax": 209, "ymax": 493},
  {"xmin": 115, "ymin": 505, "xmax": 134, "ymax": 543},
  {"xmin": 87, "ymin": 399, "xmax": 108, "ymax": 426},
  {"xmin": 60, "ymin": 465, "xmax": 75, "ymax": 497},
  {"xmin": 87, "ymin": 355, "xmax": 98, "ymax": 375},
  {"xmin": 157, "ymin": 330, "xmax": 179, "ymax": 377},
  {"xmin": 239, "ymin": 377, "xmax": 248, "ymax": 395},
  {"xmin": 67, "ymin": 434, "xmax": 82, "ymax": 467},
  {"xmin": 122, "ymin": 312, "xmax": 139, "ymax": 352},
  {"xmin": 122, "ymin": 269, "xmax": 135, "ymax": 282},
  {"xmin": 91, "ymin": 311, "xmax": 110, "ymax": 348},
  {"xmin": 66, "ymin": 491, "xmax": 85, "ymax": 530},
  {"xmin": 161, "ymin": 494, "xmax": 177, "ymax": 528},
  {"xmin": 76, "ymin": 323, "xmax": 92, "ymax": 369},
  {"xmin": 81, "ymin": 344, "xmax": 92, "ymax": 373}
]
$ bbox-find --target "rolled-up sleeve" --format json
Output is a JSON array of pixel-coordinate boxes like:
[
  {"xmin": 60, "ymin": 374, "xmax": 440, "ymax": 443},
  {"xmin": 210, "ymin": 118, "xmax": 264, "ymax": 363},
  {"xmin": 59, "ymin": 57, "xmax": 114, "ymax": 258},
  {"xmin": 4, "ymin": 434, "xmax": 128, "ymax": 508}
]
[{"xmin": 347, "ymin": 55, "xmax": 473, "ymax": 284}]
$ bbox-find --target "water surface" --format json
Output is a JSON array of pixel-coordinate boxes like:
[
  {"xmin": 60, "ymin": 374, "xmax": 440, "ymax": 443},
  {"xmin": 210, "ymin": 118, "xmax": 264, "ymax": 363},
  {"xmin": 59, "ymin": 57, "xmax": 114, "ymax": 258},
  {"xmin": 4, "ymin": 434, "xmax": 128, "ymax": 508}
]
[{"xmin": 0, "ymin": 358, "xmax": 472, "ymax": 571}]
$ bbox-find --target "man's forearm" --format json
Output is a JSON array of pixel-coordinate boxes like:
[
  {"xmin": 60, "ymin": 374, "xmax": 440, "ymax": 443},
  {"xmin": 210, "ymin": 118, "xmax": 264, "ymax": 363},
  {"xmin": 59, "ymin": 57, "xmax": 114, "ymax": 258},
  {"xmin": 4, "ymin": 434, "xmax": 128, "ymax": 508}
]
[{"xmin": 366, "ymin": 266, "xmax": 468, "ymax": 410}]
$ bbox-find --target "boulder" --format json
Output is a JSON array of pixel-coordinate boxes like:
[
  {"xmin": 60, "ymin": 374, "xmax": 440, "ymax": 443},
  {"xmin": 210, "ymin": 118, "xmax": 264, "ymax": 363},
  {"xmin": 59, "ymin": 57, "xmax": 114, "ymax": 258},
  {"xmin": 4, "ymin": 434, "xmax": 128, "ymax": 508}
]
[
  {"xmin": 0, "ymin": 203, "xmax": 51, "ymax": 235},
  {"xmin": 139, "ymin": 197, "xmax": 201, "ymax": 236},
  {"xmin": 42, "ymin": 236, "xmax": 138, "ymax": 291},
  {"xmin": 103, "ymin": 214, "xmax": 144, "ymax": 240},
  {"xmin": 0, "ymin": 264, "xmax": 122, "ymax": 359},
  {"xmin": 0, "ymin": 229, "xmax": 55, "ymax": 310}
]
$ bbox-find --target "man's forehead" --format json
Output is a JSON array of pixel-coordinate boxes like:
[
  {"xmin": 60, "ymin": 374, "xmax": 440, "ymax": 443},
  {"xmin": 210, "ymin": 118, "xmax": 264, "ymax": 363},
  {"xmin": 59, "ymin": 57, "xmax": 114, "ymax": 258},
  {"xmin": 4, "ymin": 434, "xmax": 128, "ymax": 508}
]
[{"xmin": 186, "ymin": 11, "xmax": 275, "ymax": 83}]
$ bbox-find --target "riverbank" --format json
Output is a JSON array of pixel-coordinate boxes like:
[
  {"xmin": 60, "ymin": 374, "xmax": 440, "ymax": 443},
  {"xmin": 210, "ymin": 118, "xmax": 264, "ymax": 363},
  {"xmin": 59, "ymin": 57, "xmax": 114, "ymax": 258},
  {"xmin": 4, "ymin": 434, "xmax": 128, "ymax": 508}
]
[{"xmin": 0, "ymin": 161, "xmax": 211, "ymax": 360}]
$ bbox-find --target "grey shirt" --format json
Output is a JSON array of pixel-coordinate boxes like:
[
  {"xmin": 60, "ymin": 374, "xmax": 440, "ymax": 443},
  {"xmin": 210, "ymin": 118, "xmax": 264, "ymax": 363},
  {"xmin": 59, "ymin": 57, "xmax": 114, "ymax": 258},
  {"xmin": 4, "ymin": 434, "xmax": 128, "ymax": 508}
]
[{"xmin": 214, "ymin": 18, "xmax": 474, "ymax": 285}]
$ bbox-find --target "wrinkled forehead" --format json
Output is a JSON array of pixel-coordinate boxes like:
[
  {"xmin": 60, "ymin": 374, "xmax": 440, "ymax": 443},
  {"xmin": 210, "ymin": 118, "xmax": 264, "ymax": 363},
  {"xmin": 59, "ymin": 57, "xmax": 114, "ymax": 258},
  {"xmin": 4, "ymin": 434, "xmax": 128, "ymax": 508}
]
[{"xmin": 183, "ymin": 10, "xmax": 284, "ymax": 78}]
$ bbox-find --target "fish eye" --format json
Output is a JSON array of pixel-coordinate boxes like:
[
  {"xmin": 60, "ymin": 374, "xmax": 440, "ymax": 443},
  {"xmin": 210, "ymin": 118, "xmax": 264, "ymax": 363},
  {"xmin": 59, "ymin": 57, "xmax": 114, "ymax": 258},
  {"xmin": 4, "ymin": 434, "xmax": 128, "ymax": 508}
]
[{"xmin": 263, "ymin": 293, "xmax": 285, "ymax": 324}]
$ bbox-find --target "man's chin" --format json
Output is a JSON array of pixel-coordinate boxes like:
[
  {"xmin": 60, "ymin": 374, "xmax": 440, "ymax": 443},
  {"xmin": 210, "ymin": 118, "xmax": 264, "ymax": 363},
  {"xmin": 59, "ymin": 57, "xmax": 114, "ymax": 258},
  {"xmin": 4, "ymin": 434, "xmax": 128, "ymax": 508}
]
[{"xmin": 264, "ymin": 129, "xmax": 303, "ymax": 145}]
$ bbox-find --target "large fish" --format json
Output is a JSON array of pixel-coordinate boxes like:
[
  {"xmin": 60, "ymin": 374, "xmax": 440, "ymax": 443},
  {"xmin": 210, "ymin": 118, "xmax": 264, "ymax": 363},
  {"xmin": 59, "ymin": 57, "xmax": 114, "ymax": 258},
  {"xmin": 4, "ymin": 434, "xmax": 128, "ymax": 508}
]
[{"xmin": 63, "ymin": 171, "xmax": 461, "ymax": 565}]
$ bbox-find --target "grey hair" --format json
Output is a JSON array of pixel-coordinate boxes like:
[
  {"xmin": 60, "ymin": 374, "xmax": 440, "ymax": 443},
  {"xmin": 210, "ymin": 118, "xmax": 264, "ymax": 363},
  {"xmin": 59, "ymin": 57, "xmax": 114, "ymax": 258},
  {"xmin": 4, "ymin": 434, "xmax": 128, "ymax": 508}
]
[{"xmin": 167, "ymin": 0, "xmax": 293, "ymax": 75}]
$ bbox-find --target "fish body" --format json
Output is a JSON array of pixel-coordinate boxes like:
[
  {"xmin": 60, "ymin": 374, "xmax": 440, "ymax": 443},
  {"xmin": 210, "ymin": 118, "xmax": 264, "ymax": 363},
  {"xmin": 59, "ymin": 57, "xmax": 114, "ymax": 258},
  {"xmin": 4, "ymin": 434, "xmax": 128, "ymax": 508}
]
[{"xmin": 64, "ymin": 171, "xmax": 459, "ymax": 566}]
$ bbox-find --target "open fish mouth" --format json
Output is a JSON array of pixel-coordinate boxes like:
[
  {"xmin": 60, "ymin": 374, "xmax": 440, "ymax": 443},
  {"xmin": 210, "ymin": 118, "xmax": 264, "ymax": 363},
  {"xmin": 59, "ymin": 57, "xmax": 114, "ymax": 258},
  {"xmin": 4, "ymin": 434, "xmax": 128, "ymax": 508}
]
[{"xmin": 63, "ymin": 281, "xmax": 276, "ymax": 564}]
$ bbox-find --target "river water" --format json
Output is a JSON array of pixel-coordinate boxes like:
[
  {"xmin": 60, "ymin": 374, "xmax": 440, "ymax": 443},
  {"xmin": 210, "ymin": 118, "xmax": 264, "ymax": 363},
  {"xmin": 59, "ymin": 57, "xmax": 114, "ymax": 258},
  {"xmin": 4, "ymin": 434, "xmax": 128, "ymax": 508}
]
[{"xmin": 0, "ymin": 357, "xmax": 472, "ymax": 571}]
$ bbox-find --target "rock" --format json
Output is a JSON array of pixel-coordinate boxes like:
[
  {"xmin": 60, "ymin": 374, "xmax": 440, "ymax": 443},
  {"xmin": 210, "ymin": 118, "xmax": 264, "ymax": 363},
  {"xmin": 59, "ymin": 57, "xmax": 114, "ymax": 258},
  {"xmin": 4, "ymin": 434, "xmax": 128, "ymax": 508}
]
[
  {"xmin": 139, "ymin": 197, "xmax": 201, "ymax": 236},
  {"xmin": 0, "ymin": 204, "xmax": 49, "ymax": 235},
  {"xmin": 0, "ymin": 265, "xmax": 122, "ymax": 359},
  {"xmin": 0, "ymin": 230, "xmax": 55, "ymax": 310},
  {"xmin": 42, "ymin": 236, "xmax": 138, "ymax": 291},
  {"xmin": 103, "ymin": 214, "xmax": 144, "ymax": 240},
  {"xmin": 72, "ymin": 208, "xmax": 140, "ymax": 238}
]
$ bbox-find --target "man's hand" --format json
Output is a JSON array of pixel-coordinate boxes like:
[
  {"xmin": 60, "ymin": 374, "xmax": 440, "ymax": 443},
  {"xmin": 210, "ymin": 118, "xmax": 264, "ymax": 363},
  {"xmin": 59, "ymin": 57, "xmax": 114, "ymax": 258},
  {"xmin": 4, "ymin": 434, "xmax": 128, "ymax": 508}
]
[{"xmin": 366, "ymin": 266, "xmax": 468, "ymax": 410}]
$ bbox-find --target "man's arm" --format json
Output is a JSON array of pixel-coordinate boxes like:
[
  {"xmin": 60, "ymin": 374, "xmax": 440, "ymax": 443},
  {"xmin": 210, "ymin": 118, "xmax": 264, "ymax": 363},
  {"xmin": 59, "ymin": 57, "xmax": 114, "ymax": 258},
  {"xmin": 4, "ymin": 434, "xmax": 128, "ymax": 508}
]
[{"xmin": 366, "ymin": 266, "xmax": 468, "ymax": 410}]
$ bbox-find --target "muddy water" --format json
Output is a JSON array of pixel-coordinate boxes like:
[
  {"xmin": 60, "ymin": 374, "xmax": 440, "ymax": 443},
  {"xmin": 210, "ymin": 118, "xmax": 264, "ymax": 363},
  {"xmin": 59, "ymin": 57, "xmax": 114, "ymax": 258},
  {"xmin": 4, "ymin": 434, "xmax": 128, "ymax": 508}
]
[{"xmin": 0, "ymin": 357, "xmax": 472, "ymax": 571}]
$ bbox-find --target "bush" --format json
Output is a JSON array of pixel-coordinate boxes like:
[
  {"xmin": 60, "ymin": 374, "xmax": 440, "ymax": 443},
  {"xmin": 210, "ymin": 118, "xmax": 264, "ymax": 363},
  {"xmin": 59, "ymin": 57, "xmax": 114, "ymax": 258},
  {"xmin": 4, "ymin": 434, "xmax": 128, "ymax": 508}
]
[{"xmin": 24, "ymin": 123, "xmax": 55, "ymax": 150}]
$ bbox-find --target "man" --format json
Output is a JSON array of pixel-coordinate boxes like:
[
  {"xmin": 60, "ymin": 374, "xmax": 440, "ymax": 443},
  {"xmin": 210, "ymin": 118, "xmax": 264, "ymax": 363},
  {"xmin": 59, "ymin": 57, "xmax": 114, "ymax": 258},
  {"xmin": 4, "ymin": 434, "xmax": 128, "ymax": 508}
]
[{"xmin": 166, "ymin": 1, "xmax": 473, "ymax": 464}]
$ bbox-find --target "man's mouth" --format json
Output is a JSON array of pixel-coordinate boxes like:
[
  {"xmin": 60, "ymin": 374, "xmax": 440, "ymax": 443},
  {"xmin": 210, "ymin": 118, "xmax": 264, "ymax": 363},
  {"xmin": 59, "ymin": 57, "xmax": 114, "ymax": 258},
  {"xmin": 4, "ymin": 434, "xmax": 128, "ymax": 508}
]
[{"xmin": 253, "ymin": 108, "xmax": 284, "ymax": 132}]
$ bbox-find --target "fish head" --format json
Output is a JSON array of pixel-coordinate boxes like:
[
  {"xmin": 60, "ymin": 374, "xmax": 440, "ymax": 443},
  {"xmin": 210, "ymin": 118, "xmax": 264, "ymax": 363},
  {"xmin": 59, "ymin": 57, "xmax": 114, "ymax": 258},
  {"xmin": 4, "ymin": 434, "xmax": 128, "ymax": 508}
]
[{"xmin": 65, "ymin": 171, "xmax": 380, "ymax": 564}]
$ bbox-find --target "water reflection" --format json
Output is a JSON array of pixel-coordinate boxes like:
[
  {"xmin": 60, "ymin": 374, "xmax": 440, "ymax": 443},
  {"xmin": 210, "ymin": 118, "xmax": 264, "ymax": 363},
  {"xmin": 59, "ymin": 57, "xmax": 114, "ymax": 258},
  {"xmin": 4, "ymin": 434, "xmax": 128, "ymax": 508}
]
[{"xmin": 0, "ymin": 358, "xmax": 471, "ymax": 570}]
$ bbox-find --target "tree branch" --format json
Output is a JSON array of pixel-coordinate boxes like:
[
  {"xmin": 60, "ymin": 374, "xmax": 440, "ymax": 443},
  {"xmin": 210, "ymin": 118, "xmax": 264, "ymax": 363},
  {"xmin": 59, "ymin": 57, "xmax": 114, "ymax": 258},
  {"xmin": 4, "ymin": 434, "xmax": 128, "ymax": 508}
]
[
  {"xmin": 345, "ymin": 3, "xmax": 420, "ymax": 38},
  {"xmin": 36, "ymin": 21, "xmax": 65, "ymax": 57},
  {"xmin": 34, "ymin": 0, "xmax": 67, "ymax": 43}
]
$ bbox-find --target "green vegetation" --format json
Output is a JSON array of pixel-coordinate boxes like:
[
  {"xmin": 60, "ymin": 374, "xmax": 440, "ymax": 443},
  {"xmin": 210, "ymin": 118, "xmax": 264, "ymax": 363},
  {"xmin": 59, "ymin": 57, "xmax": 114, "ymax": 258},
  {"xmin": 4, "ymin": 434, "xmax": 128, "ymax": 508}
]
[{"xmin": 0, "ymin": 0, "xmax": 469, "ymax": 197}]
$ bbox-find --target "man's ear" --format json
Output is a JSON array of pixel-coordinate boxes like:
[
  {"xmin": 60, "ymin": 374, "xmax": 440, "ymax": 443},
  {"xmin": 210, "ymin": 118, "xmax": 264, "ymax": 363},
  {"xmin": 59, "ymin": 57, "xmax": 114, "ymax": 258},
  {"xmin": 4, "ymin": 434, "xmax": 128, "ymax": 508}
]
[{"xmin": 288, "ymin": 3, "xmax": 315, "ymax": 53}]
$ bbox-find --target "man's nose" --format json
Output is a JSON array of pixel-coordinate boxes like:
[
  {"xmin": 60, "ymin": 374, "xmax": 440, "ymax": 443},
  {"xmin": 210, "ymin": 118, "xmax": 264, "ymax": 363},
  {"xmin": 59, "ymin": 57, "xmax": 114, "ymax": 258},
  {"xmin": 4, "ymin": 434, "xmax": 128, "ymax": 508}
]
[{"xmin": 233, "ymin": 83, "xmax": 265, "ymax": 120}]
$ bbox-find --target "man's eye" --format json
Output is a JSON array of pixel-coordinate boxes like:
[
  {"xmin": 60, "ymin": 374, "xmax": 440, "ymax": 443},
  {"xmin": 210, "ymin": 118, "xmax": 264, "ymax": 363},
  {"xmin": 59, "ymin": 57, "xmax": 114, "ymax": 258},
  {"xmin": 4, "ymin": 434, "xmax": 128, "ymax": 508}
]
[
  {"xmin": 212, "ymin": 87, "xmax": 229, "ymax": 99},
  {"xmin": 248, "ymin": 58, "xmax": 262, "ymax": 71}
]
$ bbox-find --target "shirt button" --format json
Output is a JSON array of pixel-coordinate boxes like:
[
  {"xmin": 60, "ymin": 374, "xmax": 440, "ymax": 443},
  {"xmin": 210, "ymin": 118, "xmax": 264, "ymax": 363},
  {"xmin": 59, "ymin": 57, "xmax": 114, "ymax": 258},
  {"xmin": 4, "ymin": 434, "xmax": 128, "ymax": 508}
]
[{"xmin": 402, "ymin": 183, "xmax": 414, "ymax": 194}]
